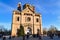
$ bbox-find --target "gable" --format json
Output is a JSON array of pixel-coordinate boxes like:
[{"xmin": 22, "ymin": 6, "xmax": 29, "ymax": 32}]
[{"xmin": 21, "ymin": 8, "xmax": 34, "ymax": 14}]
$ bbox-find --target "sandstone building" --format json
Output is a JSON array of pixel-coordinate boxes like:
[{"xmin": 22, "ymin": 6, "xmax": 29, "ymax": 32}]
[{"xmin": 11, "ymin": 3, "xmax": 43, "ymax": 36}]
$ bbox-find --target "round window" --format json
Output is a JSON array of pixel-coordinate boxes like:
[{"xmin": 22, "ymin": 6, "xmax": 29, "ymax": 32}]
[{"xmin": 27, "ymin": 17, "xmax": 31, "ymax": 21}]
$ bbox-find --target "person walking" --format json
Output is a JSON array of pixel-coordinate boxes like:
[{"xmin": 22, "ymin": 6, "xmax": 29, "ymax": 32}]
[
  {"xmin": 27, "ymin": 32, "xmax": 29, "ymax": 39},
  {"xmin": 3, "ymin": 37, "xmax": 6, "ymax": 40},
  {"xmin": 23, "ymin": 35, "xmax": 25, "ymax": 40}
]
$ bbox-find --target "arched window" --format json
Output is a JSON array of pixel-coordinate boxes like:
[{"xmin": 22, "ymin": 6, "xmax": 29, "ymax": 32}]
[
  {"xmin": 36, "ymin": 18, "xmax": 39, "ymax": 22},
  {"xmin": 17, "ymin": 17, "xmax": 19, "ymax": 21}
]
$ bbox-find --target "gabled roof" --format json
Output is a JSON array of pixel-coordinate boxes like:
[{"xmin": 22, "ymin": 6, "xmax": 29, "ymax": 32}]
[
  {"xmin": 22, "ymin": 3, "xmax": 35, "ymax": 13},
  {"xmin": 21, "ymin": 7, "xmax": 34, "ymax": 14}
]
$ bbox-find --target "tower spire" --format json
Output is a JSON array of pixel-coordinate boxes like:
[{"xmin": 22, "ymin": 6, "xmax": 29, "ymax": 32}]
[{"xmin": 17, "ymin": 2, "xmax": 21, "ymax": 11}]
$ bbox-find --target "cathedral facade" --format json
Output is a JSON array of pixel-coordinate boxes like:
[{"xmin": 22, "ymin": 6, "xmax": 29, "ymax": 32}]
[{"xmin": 11, "ymin": 3, "xmax": 43, "ymax": 36}]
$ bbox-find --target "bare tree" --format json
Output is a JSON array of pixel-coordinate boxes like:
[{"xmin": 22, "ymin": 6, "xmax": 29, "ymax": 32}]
[
  {"xmin": 43, "ymin": 28, "xmax": 47, "ymax": 35},
  {"xmin": 48, "ymin": 25, "xmax": 58, "ymax": 33},
  {"xmin": 47, "ymin": 25, "xmax": 58, "ymax": 37}
]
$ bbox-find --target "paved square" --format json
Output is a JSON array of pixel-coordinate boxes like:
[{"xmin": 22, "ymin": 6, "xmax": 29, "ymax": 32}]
[{"xmin": 0, "ymin": 36, "xmax": 60, "ymax": 40}]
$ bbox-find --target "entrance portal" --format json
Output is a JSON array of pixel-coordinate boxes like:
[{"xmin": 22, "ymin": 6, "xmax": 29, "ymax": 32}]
[{"xmin": 26, "ymin": 27, "xmax": 32, "ymax": 35}]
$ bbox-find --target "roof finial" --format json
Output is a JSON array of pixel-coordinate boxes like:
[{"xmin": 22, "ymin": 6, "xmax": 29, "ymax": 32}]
[{"xmin": 18, "ymin": 2, "xmax": 21, "ymax": 4}]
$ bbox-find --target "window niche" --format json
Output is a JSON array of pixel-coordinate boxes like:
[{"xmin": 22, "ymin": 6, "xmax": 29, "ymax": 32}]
[
  {"xmin": 36, "ymin": 18, "xmax": 39, "ymax": 22},
  {"xmin": 17, "ymin": 17, "xmax": 19, "ymax": 21}
]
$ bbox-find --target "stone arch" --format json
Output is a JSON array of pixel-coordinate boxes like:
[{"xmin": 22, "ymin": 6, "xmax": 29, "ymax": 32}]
[
  {"xmin": 27, "ymin": 27, "xmax": 32, "ymax": 34},
  {"xmin": 37, "ymin": 29, "xmax": 40, "ymax": 34}
]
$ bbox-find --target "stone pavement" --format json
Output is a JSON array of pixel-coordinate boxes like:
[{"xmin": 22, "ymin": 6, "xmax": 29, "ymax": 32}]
[{"xmin": 0, "ymin": 36, "xmax": 60, "ymax": 40}]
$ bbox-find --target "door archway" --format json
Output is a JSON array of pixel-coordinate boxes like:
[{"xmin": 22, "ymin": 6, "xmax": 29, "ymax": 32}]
[{"xmin": 27, "ymin": 27, "xmax": 32, "ymax": 35}]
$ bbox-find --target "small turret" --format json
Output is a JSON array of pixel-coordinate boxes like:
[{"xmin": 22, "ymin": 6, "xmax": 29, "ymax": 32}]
[
  {"xmin": 23, "ymin": 4, "xmax": 30, "ymax": 9},
  {"xmin": 17, "ymin": 2, "xmax": 21, "ymax": 11}
]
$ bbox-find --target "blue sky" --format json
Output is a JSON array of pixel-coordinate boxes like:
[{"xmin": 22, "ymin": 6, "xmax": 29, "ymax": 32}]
[{"xmin": 0, "ymin": 0, "xmax": 60, "ymax": 30}]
